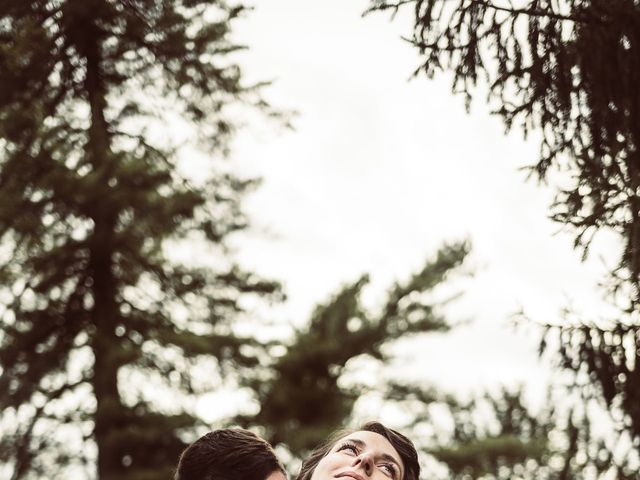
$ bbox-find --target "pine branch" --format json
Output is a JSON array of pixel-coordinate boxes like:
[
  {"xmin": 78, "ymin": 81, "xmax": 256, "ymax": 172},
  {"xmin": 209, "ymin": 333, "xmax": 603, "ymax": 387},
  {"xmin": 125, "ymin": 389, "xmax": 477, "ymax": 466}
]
[{"xmin": 469, "ymin": 0, "xmax": 601, "ymax": 23}]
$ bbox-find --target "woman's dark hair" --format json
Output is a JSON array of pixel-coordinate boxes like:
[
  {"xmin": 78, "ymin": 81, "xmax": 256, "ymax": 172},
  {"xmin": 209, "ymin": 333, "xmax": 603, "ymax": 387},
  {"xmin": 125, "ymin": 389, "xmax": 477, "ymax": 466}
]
[
  {"xmin": 175, "ymin": 428, "xmax": 284, "ymax": 480},
  {"xmin": 296, "ymin": 421, "xmax": 420, "ymax": 480}
]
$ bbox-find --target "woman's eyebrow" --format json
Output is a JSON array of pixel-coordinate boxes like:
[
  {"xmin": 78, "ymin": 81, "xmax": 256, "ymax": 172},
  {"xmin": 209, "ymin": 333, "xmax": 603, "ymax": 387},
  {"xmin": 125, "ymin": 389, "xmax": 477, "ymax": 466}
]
[
  {"xmin": 345, "ymin": 438, "xmax": 366, "ymax": 448},
  {"xmin": 345, "ymin": 438, "xmax": 402, "ymax": 468},
  {"xmin": 379, "ymin": 452, "xmax": 401, "ymax": 467}
]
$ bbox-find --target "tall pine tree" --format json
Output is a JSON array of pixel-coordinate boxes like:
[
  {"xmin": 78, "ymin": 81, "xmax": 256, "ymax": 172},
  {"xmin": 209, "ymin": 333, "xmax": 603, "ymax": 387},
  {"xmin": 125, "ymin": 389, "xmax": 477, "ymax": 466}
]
[
  {"xmin": 243, "ymin": 242, "xmax": 470, "ymax": 459},
  {"xmin": 0, "ymin": 1, "xmax": 279, "ymax": 479},
  {"xmin": 367, "ymin": 0, "xmax": 640, "ymax": 459},
  {"xmin": 387, "ymin": 383, "xmax": 637, "ymax": 479}
]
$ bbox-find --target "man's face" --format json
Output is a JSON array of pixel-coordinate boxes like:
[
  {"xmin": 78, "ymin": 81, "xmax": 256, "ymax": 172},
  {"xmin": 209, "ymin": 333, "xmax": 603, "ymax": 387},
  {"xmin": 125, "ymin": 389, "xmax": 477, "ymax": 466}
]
[{"xmin": 266, "ymin": 470, "xmax": 287, "ymax": 480}]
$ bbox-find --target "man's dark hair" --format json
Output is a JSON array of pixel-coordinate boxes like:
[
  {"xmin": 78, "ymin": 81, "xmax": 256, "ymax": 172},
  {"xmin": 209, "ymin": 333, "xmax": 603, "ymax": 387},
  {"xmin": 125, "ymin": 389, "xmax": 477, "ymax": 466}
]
[
  {"xmin": 296, "ymin": 421, "xmax": 420, "ymax": 480},
  {"xmin": 175, "ymin": 428, "xmax": 285, "ymax": 480}
]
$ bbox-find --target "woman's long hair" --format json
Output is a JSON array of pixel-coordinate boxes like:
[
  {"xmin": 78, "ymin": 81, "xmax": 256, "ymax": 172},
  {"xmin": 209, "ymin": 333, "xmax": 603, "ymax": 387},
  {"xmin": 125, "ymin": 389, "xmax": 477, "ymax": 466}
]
[{"xmin": 296, "ymin": 421, "xmax": 420, "ymax": 480}]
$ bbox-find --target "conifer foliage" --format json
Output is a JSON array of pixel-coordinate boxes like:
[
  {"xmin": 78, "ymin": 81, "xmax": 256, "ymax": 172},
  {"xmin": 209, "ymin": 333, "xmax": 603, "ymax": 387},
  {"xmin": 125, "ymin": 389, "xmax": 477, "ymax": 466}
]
[
  {"xmin": 245, "ymin": 242, "xmax": 470, "ymax": 458},
  {"xmin": 391, "ymin": 385, "xmax": 637, "ymax": 479},
  {"xmin": 368, "ymin": 0, "xmax": 640, "ymax": 458},
  {"xmin": 367, "ymin": 0, "xmax": 640, "ymax": 306},
  {"xmin": 0, "ymin": 1, "xmax": 278, "ymax": 479}
]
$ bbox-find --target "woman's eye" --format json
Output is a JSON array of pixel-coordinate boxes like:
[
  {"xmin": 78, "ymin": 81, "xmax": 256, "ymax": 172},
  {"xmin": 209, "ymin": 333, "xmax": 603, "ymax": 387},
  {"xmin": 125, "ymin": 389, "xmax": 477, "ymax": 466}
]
[
  {"xmin": 380, "ymin": 463, "xmax": 397, "ymax": 478},
  {"xmin": 337, "ymin": 442, "xmax": 358, "ymax": 454}
]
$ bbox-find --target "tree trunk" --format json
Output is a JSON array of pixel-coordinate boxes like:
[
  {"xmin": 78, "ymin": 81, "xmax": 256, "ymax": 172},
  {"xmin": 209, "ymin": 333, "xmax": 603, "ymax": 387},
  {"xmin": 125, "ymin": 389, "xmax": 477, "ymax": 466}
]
[{"xmin": 81, "ymin": 15, "xmax": 122, "ymax": 480}]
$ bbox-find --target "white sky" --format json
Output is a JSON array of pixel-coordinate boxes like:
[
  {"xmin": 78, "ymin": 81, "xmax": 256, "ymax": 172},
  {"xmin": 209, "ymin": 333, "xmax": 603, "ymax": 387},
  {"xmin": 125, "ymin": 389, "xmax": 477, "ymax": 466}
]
[{"xmin": 203, "ymin": 0, "xmax": 619, "ymax": 402}]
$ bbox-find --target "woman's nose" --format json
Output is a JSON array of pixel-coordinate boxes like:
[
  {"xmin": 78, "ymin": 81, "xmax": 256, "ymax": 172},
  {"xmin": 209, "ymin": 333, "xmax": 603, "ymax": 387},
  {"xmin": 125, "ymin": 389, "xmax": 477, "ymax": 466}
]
[{"xmin": 353, "ymin": 452, "xmax": 374, "ymax": 476}]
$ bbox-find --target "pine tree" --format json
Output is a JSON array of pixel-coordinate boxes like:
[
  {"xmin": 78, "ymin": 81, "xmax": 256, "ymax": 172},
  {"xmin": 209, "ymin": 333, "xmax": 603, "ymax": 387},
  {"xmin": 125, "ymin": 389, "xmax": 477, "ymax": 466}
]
[
  {"xmin": 0, "ymin": 1, "xmax": 279, "ymax": 479},
  {"xmin": 243, "ymin": 242, "xmax": 470, "ymax": 458},
  {"xmin": 367, "ymin": 0, "xmax": 640, "ymax": 458},
  {"xmin": 387, "ymin": 384, "xmax": 638, "ymax": 479}
]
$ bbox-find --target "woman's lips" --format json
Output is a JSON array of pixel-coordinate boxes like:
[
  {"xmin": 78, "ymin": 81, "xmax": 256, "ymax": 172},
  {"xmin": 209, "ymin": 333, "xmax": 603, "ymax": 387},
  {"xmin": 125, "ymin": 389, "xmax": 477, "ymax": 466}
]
[{"xmin": 335, "ymin": 472, "xmax": 366, "ymax": 480}]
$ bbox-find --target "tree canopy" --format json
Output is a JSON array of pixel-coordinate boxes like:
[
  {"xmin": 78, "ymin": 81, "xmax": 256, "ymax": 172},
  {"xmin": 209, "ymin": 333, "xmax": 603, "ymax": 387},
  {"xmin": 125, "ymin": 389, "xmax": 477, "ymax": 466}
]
[
  {"xmin": 367, "ymin": 0, "xmax": 640, "ymax": 305},
  {"xmin": 0, "ymin": 1, "xmax": 280, "ymax": 478},
  {"xmin": 391, "ymin": 383, "xmax": 640, "ymax": 479},
  {"xmin": 367, "ymin": 0, "xmax": 640, "ymax": 462},
  {"xmin": 246, "ymin": 242, "xmax": 470, "ymax": 459}
]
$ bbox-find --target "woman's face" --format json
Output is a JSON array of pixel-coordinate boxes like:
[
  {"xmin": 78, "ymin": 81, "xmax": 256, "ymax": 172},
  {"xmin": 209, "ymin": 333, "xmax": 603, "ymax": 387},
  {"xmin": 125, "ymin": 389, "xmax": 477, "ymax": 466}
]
[{"xmin": 310, "ymin": 430, "xmax": 404, "ymax": 480}]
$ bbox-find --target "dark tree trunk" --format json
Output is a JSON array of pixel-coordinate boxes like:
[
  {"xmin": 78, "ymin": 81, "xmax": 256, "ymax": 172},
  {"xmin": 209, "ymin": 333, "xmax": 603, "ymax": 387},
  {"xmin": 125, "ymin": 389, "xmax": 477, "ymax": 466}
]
[{"xmin": 80, "ymin": 14, "xmax": 122, "ymax": 480}]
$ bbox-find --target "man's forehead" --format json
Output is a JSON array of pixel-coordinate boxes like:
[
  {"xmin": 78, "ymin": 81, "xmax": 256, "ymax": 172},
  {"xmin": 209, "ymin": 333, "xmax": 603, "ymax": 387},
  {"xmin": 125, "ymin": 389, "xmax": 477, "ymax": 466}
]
[{"xmin": 265, "ymin": 471, "xmax": 287, "ymax": 480}]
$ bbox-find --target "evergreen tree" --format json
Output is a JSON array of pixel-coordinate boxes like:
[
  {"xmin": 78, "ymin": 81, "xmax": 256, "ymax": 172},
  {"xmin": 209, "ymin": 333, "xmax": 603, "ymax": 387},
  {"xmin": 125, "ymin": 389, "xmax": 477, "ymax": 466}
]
[
  {"xmin": 367, "ymin": 0, "xmax": 640, "ymax": 457},
  {"xmin": 388, "ymin": 384, "xmax": 638, "ymax": 479},
  {"xmin": 243, "ymin": 242, "xmax": 470, "ymax": 458},
  {"xmin": 0, "ymin": 1, "xmax": 279, "ymax": 479}
]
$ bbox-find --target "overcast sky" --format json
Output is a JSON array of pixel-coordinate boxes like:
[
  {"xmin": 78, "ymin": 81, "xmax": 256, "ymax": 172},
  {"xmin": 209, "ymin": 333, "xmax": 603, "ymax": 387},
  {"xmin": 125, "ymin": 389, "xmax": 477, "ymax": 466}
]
[{"xmin": 201, "ymin": 0, "xmax": 618, "ymax": 402}]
